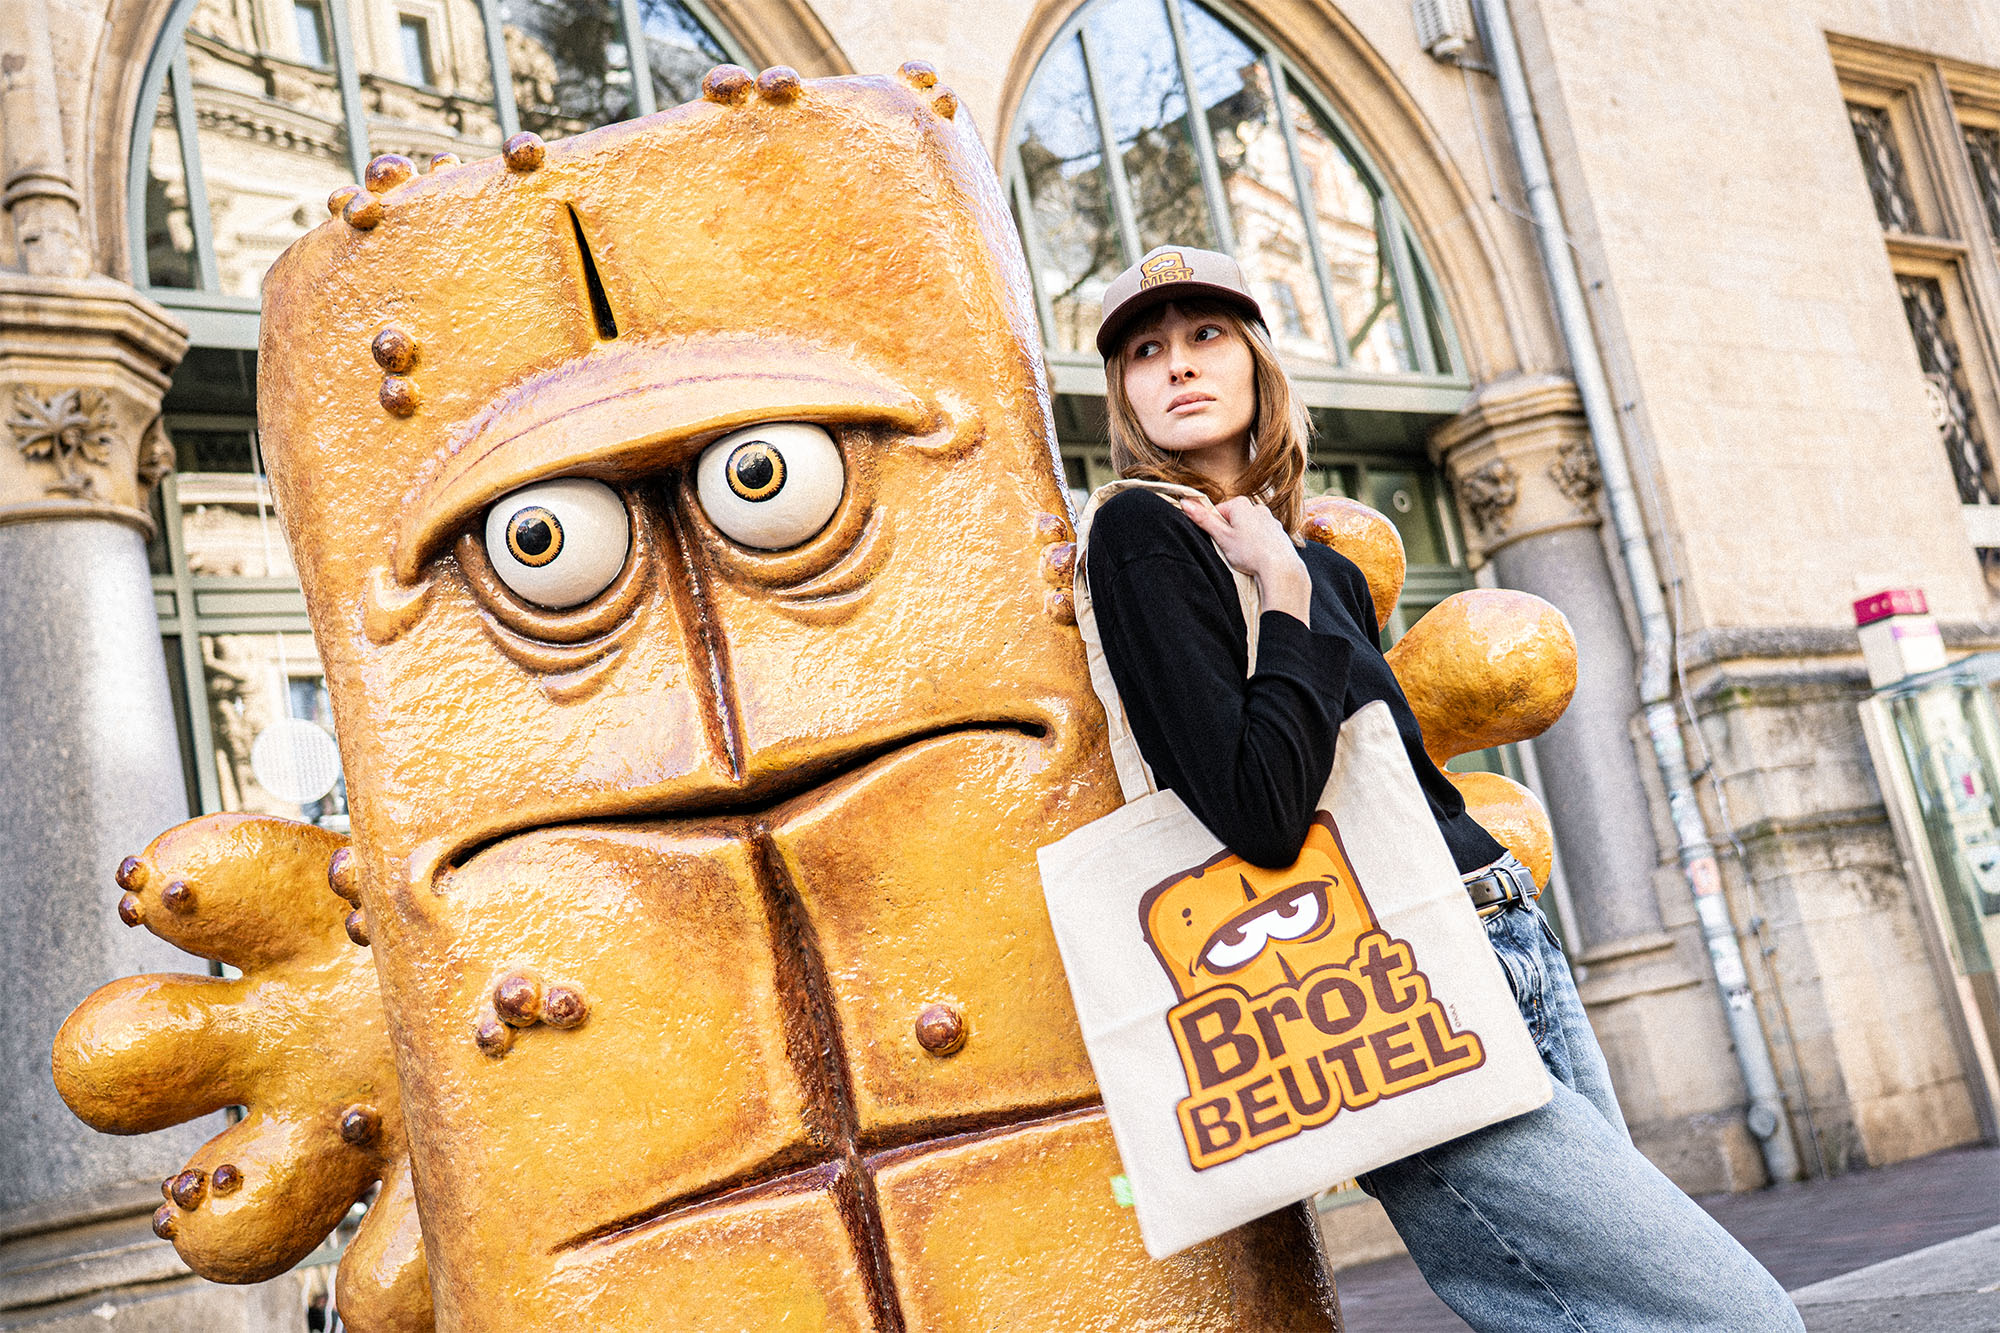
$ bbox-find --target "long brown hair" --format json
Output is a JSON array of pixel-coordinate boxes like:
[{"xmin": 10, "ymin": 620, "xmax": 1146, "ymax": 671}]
[{"xmin": 1104, "ymin": 298, "xmax": 1311, "ymax": 532}]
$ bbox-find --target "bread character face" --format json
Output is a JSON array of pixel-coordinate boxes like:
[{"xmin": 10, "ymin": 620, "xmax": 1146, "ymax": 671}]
[
  {"xmin": 256, "ymin": 71, "xmax": 1117, "ymax": 1327},
  {"xmin": 1140, "ymin": 817, "xmax": 1377, "ymax": 1003}
]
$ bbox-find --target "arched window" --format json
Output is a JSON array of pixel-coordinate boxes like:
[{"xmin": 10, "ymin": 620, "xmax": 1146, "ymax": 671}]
[
  {"xmin": 1008, "ymin": 0, "xmax": 1477, "ymax": 640},
  {"xmin": 129, "ymin": 0, "xmax": 742, "ymax": 823},
  {"xmin": 1008, "ymin": 0, "xmax": 1459, "ymax": 381}
]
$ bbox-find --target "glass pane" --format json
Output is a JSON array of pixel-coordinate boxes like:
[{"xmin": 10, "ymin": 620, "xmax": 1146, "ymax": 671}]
[
  {"xmin": 295, "ymin": 1, "xmax": 330, "ymax": 67},
  {"xmin": 1082, "ymin": 0, "xmax": 1213, "ymax": 254},
  {"xmin": 161, "ymin": 415, "xmax": 296, "ymax": 578},
  {"xmin": 1014, "ymin": 35, "xmax": 1123, "ymax": 354},
  {"xmin": 1898, "ymin": 274, "xmax": 1999, "ymax": 506},
  {"xmin": 364, "ymin": 0, "xmax": 505, "ymax": 160},
  {"xmin": 1964, "ymin": 124, "xmax": 2000, "ymax": 250},
  {"xmin": 163, "ymin": 348, "xmax": 259, "ymax": 417},
  {"xmin": 1287, "ymin": 79, "xmax": 1408, "ymax": 372},
  {"xmin": 1848, "ymin": 102, "xmax": 1918, "ymax": 234},
  {"xmin": 1363, "ymin": 466, "xmax": 1446, "ymax": 565},
  {"xmin": 638, "ymin": 0, "xmax": 725, "ymax": 108},
  {"xmin": 1411, "ymin": 245, "xmax": 1453, "ymax": 372},
  {"xmin": 1302, "ymin": 460, "xmax": 1357, "ymax": 498},
  {"xmin": 503, "ymin": 0, "xmax": 640, "ymax": 137},
  {"xmin": 142, "ymin": 75, "xmax": 198, "ymax": 289},
  {"xmin": 185, "ymin": 0, "xmax": 356, "ymax": 297},
  {"xmin": 398, "ymin": 17, "xmax": 433, "ymax": 85},
  {"xmin": 147, "ymin": 482, "xmax": 174, "ymax": 575},
  {"xmin": 159, "ymin": 634, "xmax": 203, "ymax": 815},
  {"xmin": 1178, "ymin": 5, "xmax": 1338, "ymax": 362},
  {"xmin": 201, "ymin": 634, "xmax": 347, "ymax": 826}
]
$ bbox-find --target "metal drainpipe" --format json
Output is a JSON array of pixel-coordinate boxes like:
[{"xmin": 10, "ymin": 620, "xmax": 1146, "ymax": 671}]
[{"xmin": 1473, "ymin": 0, "xmax": 1801, "ymax": 1184}]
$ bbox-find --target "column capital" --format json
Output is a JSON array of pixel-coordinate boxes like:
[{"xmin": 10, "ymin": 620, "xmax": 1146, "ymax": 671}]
[
  {"xmin": 1432, "ymin": 373, "xmax": 1602, "ymax": 561},
  {"xmin": 0, "ymin": 274, "xmax": 190, "ymax": 536}
]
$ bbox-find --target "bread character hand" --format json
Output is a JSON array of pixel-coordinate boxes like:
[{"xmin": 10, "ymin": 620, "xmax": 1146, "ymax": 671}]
[
  {"xmin": 52, "ymin": 814, "xmax": 430, "ymax": 1333},
  {"xmin": 1301, "ymin": 495, "xmax": 1576, "ymax": 886}
]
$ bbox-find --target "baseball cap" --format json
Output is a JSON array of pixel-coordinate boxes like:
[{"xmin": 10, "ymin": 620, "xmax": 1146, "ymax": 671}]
[{"xmin": 1094, "ymin": 244, "xmax": 1266, "ymax": 357}]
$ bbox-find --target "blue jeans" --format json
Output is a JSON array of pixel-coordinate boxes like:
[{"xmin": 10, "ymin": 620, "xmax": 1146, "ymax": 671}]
[{"xmin": 1357, "ymin": 901, "xmax": 1804, "ymax": 1332}]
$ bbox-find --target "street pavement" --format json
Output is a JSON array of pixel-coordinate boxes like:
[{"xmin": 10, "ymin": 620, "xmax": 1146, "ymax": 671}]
[{"xmin": 1331, "ymin": 1144, "xmax": 2000, "ymax": 1331}]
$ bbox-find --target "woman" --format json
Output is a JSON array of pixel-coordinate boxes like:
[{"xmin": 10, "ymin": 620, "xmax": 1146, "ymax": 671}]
[{"xmin": 1084, "ymin": 245, "xmax": 1802, "ymax": 1332}]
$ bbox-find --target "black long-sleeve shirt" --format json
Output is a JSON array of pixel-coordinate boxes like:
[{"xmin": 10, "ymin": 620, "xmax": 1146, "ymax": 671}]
[{"xmin": 1085, "ymin": 488, "xmax": 1506, "ymax": 873}]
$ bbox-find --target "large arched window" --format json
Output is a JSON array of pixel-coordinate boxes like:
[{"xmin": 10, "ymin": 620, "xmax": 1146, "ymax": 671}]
[
  {"xmin": 1007, "ymin": 0, "xmax": 1477, "ymax": 641},
  {"xmin": 130, "ymin": 0, "xmax": 741, "ymax": 824},
  {"xmin": 1008, "ymin": 0, "xmax": 1459, "ymax": 384}
]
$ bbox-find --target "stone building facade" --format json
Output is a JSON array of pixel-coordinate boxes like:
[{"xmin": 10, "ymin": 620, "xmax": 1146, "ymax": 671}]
[{"xmin": 5, "ymin": 0, "xmax": 2000, "ymax": 1325}]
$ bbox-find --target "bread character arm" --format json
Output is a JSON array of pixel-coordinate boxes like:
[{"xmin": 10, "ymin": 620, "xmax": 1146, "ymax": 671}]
[
  {"xmin": 1300, "ymin": 497, "xmax": 1577, "ymax": 886},
  {"xmin": 51, "ymin": 814, "xmax": 431, "ymax": 1332}
]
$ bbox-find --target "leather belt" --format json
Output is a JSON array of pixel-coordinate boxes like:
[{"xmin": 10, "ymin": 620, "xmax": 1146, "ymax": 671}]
[{"xmin": 1463, "ymin": 854, "xmax": 1538, "ymax": 918}]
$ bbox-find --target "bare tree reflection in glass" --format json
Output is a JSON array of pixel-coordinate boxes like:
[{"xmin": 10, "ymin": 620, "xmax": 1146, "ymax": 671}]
[
  {"xmin": 639, "ymin": 0, "xmax": 726, "ymax": 107},
  {"xmin": 1082, "ymin": 0, "xmax": 1212, "ymax": 254},
  {"xmin": 1177, "ymin": 1, "xmax": 1338, "ymax": 362},
  {"xmin": 1287, "ymin": 75, "xmax": 1410, "ymax": 371},
  {"xmin": 1014, "ymin": 35, "xmax": 1125, "ymax": 353},
  {"xmin": 503, "ymin": 0, "xmax": 639, "ymax": 138}
]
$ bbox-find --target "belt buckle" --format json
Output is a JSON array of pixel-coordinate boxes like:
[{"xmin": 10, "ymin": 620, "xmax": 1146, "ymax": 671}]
[{"xmin": 1468, "ymin": 858, "xmax": 1531, "ymax": 918}]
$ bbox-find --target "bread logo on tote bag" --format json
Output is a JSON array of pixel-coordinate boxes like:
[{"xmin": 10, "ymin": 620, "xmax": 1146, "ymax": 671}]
[{"xmin": 1139, "ymin": 816, "xmax": 1486, "ymax": 1170}]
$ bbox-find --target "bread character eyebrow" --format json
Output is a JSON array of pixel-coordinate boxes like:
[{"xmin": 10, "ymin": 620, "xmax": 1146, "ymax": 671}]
[{"xmin": 391, "ymin": 337, "xmax": 928, "ymax": 582}]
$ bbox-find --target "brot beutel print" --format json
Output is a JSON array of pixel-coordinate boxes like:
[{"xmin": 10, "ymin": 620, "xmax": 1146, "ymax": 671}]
[{"xmin": 1139, "ymin": 815, "xmax": 1487, "ymax": 1170}]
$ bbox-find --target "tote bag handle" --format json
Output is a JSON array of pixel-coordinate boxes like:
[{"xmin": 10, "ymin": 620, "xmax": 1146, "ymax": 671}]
[{"xmin": 1072, "ymin": 479, "xmax": 1264, "ymax": 805}]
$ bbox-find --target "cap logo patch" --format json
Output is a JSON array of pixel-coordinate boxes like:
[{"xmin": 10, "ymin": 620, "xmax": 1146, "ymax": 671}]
[{"xmin": 1138, "ymin": 251, "xmax": 1194, "ymax": 289}]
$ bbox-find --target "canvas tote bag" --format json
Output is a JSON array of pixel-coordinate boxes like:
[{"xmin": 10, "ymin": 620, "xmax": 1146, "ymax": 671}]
[{"xmin": 1039, "ymin": 479, "xmax": 1552, "ymax": 1260}]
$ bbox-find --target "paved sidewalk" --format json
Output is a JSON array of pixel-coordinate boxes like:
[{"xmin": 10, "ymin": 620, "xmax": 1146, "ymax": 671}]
[
  {"xmin": 1332, "ymin": 1144, "xmax": 2000, "ymax": 1331},
  {"xmin": 1790, "ymin": 1224, "xmax": 2000, "ymax": 1331}
]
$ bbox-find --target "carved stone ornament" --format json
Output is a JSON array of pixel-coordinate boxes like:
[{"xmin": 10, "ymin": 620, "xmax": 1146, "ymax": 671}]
[
  {"xmin": 1549, "ymin": 438, "xmax": 1602, "ymax": 514},
  {"xmin": 136, "ymin": 414, "xmax": 176, "ymax": 489},
  {"xmin": 10, "ymin": 387, "xmax": 118, "ymax": 499},
  {"xmin": 1458, "ymin": 458, "xmax": 1520, "ymax": 537}
]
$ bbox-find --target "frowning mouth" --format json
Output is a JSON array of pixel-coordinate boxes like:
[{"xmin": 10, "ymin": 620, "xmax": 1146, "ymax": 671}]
[
  {"xmin": 426, "ymin": 715, "xmax": 1052, "ymax": 883},
  {"xmin": 1196, "ymin": 878, "xmax": 1335, "ymax": 975}
]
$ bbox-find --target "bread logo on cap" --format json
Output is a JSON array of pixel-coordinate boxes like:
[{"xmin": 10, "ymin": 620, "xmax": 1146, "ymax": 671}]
[
  {"xmin": 1138, "ymin": 250, "xmax": 1194, "ymax": 289},
  {"xmin": 1138, "ymin": 815, "xmax": 1487, "ymax": 1169}
]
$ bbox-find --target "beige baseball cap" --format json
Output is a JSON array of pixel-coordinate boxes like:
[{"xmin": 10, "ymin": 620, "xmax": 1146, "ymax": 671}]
[{"xmin": 1094, "ymin": 244, "xmax": 1265, "ymax": 357}]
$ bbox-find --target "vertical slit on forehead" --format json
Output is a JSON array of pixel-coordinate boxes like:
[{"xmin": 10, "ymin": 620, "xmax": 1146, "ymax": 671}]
[{"xmin": 568, "ymin": 205, "xmax": 619, "ymax": 341}]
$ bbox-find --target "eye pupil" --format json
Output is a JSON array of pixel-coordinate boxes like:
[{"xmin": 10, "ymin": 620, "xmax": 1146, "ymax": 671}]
[
  {"xmin": 727, "ymin": 442, "xmax": 786, "ymax": 501},
  {"xmin": 506, "ymin": 507, "xmax": 564, "ymax": 567}
]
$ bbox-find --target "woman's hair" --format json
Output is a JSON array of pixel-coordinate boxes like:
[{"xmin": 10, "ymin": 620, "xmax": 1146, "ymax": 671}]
[{"xmin": 1104, "ymin": 298, "xmax": 1311, "ymax": 532}]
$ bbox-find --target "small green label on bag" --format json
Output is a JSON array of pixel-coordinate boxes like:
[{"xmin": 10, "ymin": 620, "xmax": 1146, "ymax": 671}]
[{"xmin": 1111, "ymin": 1174, "xmax": 1134, "ymax": 1207}]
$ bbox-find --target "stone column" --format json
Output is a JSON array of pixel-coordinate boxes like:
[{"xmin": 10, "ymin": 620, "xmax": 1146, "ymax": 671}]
[
  {"xmin": 0, "ymin": 1, "xmax": 243, "ymax": 1321},
  {"xmin": 1435, "ymin": 375, "xmax": 1769, "ymax": 1191},
  {"xmin": 1435, "ymin": 375, "xmax": 1670, "ymax": 952},
  {"xmin": 0, "ymin": 280, "xmax": 217, "ymax": 1320}
]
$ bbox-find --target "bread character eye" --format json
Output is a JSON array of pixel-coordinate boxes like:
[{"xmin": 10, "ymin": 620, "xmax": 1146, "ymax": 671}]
[
  {"xmin": 694, "ymin": 423, "xmax": 845, "ymax": 550},
  {"xmin": 481, "ymin": 478, "xmax": 631, "ymax": 608}
]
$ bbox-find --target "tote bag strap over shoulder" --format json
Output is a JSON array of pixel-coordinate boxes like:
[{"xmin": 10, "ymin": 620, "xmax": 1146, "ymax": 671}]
[{"xmin": 1072, "ymin": 479, "xmax": 1262, "ymax": 804}]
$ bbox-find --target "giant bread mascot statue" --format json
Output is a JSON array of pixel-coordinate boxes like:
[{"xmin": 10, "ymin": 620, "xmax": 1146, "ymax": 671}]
[{"xmin": 53, "ymin": 62, "xmax": 1576, "ymax": 1332}]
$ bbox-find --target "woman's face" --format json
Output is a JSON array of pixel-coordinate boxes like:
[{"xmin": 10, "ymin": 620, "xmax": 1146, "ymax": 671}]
[{"xmin": 1119, "ymin": 305, "xmax": 1257, "ymax": 483}]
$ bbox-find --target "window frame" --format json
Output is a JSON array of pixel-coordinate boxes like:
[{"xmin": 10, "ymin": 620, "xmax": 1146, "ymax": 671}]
[
  {"xmin": 1835, "ymin": 37, "xmax": 2000, "ymax": 569},
  {"xmin": 1006, "ymin": 0, "xmax": 1470, "ymax": 416},
  {"xmin": 397, "ymin": 11, "xmax": 436, "ymax": 88}
]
